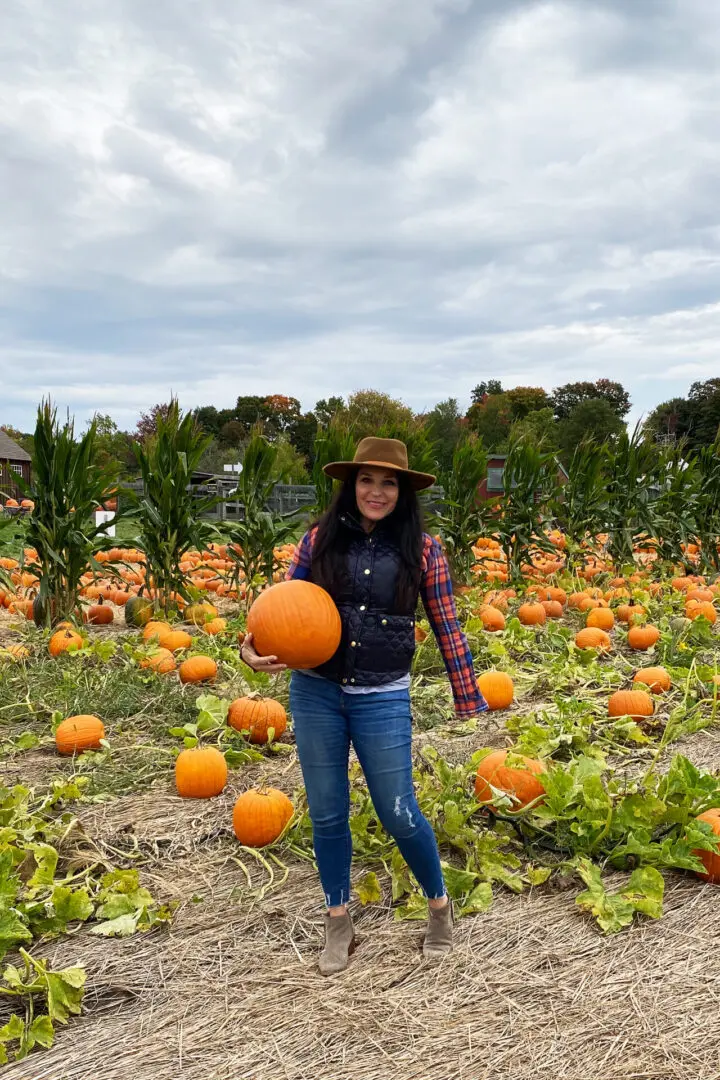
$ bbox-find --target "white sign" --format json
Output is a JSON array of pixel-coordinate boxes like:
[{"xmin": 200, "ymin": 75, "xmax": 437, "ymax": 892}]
[{"xmin": 223, "ymin": 463, "xmax": 243, "ymax": 473}]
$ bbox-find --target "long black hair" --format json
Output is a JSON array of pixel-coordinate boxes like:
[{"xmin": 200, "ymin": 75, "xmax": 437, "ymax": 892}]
[{"xmin": 311, "ymin": 471, "xmax": 424, "ymax": 614}]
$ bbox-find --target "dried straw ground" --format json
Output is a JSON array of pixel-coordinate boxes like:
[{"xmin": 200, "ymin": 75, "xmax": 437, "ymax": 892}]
[{"xmin": 4, "ymin": 715, "xmax": 720, "ymax": 1080}]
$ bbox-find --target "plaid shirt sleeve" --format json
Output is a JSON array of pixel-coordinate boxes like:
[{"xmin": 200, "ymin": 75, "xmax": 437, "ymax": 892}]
[
  {"xmin": 285, "ymin": 528, "xmax": 316, "ymax": 582},
  {"xmin": 420, "ymin": 535, "xmax": 488, "ymax": 717}
]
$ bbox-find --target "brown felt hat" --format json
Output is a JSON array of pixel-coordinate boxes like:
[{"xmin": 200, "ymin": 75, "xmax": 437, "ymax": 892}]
[{"xmin": 323, "ymin": 436, "xmax": 436, "ymax": 491}]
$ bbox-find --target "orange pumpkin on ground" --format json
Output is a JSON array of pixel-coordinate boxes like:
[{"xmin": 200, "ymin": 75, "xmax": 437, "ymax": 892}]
[
  {"xmin": 627, "ymin": 625, "xmax": 661, "ymax": 651},
  {"xmin": 233, "ymin": 787, "xmax": 294, "ymax": 847},
  {"xmin": 179, "ymin": 656, "xmax": 218, "ymax": 684},
  {"xmin": 202, "ymin": 617, "xmax": 227, "ymax": 636},
  {"xmin": 56, "ymin": 714, "xmax": 105, "ymax": 755},
  {"xmin": 686, "ymin": 601, "xmax": 717, "ymax": 625},
  {"xmin": 158, "ymin": 629, "xmax": 193, "ymax": 653},
  {"xmin": 541, "ymin": 600, "xmax": 564, "ymax": 619},
  {"xmin": 616, "ymin": 603, "xmax": 646, "ymax": 625},
  {"xmin": 143, "ymin": 620, "xmax": 172, "ymax": 642},
  {"xmin": 633, "ymin": 666, "xmax": 671, "ymax": 693},
  {"xmin": 479, "ymin": 605, "xmax": 506, "ymax": 632},
  {"xmin": 608, "ymin": 690, "xmax": 654, "ymax": 720},
  {"xmin": 228, "ymin": 696, "xmax": 288, "ymax": 744},
  {"xmin": 49, "ymin": 628, "xmax": 83, "ymax": 657},
  {"xmin": 246, "ymin": 580, "xmax": 341, "ymax": 669},
  {"xmin": 692, "ymin": 808, "xmax": 720, "ymax": 883},
  {"xmin": 474, "ymin": 750, "xmax": 546, "ymax": 811},
  {"xmin": 139, "ymin": 648, "xmax": 177, "ymax": 674},
  {"xmin": 518, "ymin": 602, "xmax": 546, "ymax": 626},
  {"xmin": 575, "ymin": 627, "xmax": 612, "ymax": 652},
  {"xmin": 175, "ymin": 746, "xmax": 228, "ymax": 798},
  {"xmin": 586, "ymin": 607, "xmax": 615, "ymax": 631},
  {"xmin": 0, "ymin": 644, "xmax": 30, "ymax": 661},
  {"xmin": 87, "ymin": 598, "xmax": 114, "ymax": 625},
  {"xmin": 477, "ymin": 671, "xmax": 514, "ymax": 710}
]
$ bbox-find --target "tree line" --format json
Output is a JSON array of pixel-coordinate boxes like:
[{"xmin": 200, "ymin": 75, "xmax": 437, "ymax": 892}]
[{"xmin": 3, "ymin": 378, "xmax": 720, "ymax": 482}]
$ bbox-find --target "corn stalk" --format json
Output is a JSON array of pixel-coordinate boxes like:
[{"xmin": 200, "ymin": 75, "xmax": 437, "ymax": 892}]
[
  {"xmin": 127, "ymin": 401, "xmax": 218, "ymax": 612},
  {"xmin": 20, "ymin": 401, "xmax": 121, "ymax": 626}
]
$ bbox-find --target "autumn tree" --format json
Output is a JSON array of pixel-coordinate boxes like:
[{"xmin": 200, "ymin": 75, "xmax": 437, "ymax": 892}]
[
  {"xmin": 345, "ymin": 390, "xmax": 414, "ymax": 436},
  {"xmin": 557, "ymin": 399, "xmax": 625, "ymax": 463},
  {"xmin": 314, "ymin": 396, "xmax": 345, "ymax": 427},
  {"xmin": 471, "ymin": 380, "xmax": 503, "ymax": 405},
  {"xmin": 135, "ymin": 402, "xmax": 175, "ymax": 443},
  {"xmin": 466, "ymin": 394, "xmax": 513, "ymax": 451},
  {"xmin": 552, "ymin": 379, "xmax": 630, "ymax": 421},
  {"xmin": 504, "ymin": 386, "xmax": 551, "ymax": 420},
  {"xmin": 423, "ymin": 398, "xmax": 464, "ymax": 474}
]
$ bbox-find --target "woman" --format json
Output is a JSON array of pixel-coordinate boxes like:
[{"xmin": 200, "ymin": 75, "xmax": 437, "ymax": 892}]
[{"xmin": 241, "ymin": 437, "xmax": 487, "ymax": 975}]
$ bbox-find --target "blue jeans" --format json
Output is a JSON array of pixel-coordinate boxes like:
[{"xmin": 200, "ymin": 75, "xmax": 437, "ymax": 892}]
[{"xmin": 289, "ymin": 672, "xmax": 446, "ymax": 908}]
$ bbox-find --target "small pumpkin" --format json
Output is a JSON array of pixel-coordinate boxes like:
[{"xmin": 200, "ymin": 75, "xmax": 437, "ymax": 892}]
[
  {"xmin": 574, "ymin": 627, "xmax": 612, "ymax": 652},
  {"xmin": 158, "ymin": 629, "xmax": 193, "ymax": 653},
  {"xmin": 125, "ymin": 596, "xmax": 154, "ymax": 628},
  {"xmin": 232, "ymin": 787, "xmax": 294, "ymax": 847},
  {"xmin": 616, "ymin": 602, "xmax": 646, "ymax": 625},
  {"xmin": 87, "ymin": 597, "xmax": 114, "ymax": 625},
  {"xmin": 228, "ymin": 696, "xmax": 287, "ymax": 744},
  {"xmin": 633, "ymin": 666, "xmax": 671, "ymax": 693},
  {"xmin": 670, "ymin": 616, "xmax": 691, "ymax": 633},
  {"xmin": 185, "ymin": 602, "xmax": 218, "ymax": 627},
  {"xmin": 477, "ymin": 671, "xmax": 514, "ymax": 710},
  {"xmin": 518, "ymin": 602, "xmax": 546, "ymax": 626},
  {"xmin": 143, "ymin": 620, "xmax": 173, "ymax": 642},
  {"xmin": 608, "ymin": 689, "xmax": 654, "ymax": 720},
  {"xmin": 179, "ymin": 655, "xmax": 218, "ymax": 684},
  {"xmin": 56, "ymin": 714, "xmax": 105, "ymax": 755},
  {"xmin": 541, "ymin": 600, "xmax": 564, "ymax": 619},
  {"xmin": 139, "ymin": 648, "xmax": 177, "ymax": 674},
  {"xmin": 627, "ymin": 625, "xmax": 661, "ymax": 651},
  {"xmin": 175, "ymin": 746, "xmax": 228, "ymax": 798},
  {"xmin": 0, "ymin": 643, "xmax": 29, "ymax": 661},
  {"xmin": 586, "ymin": 607, "xmax": 615, "ymax": 631},
  {"xmin": 692, "ymin": 808, "xmax": 720, "ymax": 883},
  {"xmin": 202, "ymin": 617, "xmax": 227, "ymax": 636},
  {"xmin": 49, "ymin": 628, "xmax": 83, "ymax": 657},
  {"xmin": 474, "ymin": 749, "xmax": 546, "ymax": 811},
  {"xmin": 686, "ymin": 600, "xmax": 717, "ymax": 625},
  {"xmin": 479, "ymin": 605, "xmax": 506, "ymax": 632},
  {"xmin": 246, "ymin": 580, "xmax": 341, "ymax": 669}
]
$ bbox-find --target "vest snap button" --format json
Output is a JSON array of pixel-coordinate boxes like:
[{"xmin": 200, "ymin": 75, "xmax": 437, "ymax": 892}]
[
  {"xmin": 351, "ymin": 641, "xmax": 357, "ymax": 647},
  {"xmin": 364, "ymin": 568, "xmax": 371, "ymax": 575},
  {"xmin": 342, "ymin": 678, "xmax": 348, "ymax": 685},
  {"xmin": 359, "ymin": 605, "xmax": 366, "ymax": 611},
  {"xmin": 350, "ymin": 678, "xmax": 356, "ymax": 684},
  {"xmin": 382, "ymin": 619, "xmax": 387, "ymax": 626}
]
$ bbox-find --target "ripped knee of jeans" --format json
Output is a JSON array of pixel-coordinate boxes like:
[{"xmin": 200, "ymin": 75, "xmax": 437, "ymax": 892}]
[{"xmin": 385, "ymin": 792, "xmax": 419, "ymax": 837}]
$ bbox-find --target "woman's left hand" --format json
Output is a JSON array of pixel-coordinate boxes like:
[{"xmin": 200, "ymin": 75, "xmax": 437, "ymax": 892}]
[{"xmin": 240, "ymin": 632, "xmax": 288, "ymax": 674}]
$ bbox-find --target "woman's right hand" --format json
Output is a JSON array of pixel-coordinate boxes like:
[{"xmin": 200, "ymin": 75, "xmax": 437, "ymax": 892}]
[{"xmin": 240, "ymin": 632, "xmax": 288, "ymax": 674}]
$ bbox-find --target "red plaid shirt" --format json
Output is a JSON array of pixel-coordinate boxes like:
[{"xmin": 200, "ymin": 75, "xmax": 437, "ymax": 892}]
[{"xmin": 286, "ymin": 528, "xmax": 488, "ymax": 717}]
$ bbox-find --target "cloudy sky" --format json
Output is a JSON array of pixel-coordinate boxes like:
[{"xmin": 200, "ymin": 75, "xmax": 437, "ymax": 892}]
[{"xmin": 3, "ymin": 0, "xmax": 720, "ymax": 433}]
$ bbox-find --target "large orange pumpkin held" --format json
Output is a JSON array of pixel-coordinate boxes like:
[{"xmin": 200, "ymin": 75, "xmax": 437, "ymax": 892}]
[{"xmin": 247, "ymin": 579, "xmax": 341, "ymax": 669}]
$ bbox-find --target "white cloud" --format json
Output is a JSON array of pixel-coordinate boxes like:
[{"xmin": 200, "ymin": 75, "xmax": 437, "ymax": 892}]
[{"xmin": 2, "ymin": 0, "xmax": 720, "ymax": 430}]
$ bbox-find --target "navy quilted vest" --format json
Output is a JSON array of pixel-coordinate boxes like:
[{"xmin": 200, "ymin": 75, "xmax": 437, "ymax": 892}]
[{"xmin": 311, "ymin": 513, "xmax": 418, "ymax": 687}]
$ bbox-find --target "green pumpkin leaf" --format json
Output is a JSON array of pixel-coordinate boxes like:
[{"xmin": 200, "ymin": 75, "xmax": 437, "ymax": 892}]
[
  {"xmin": 356, "ymin": 871, "xmax": 382, "ymax": 905},
  {"xmin": 458, "ymin": 882, "xmax": 493, "ymax": 916}
]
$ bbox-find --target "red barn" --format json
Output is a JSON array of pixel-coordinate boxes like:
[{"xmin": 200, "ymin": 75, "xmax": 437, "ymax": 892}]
[{"xmin": 477, "ymin": 453, "xmax": 569, "ymax": 502}]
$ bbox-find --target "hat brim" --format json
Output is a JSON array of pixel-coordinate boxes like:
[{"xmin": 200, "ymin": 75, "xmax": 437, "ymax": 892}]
[{"xmin": 323, "ymin": 459, "xmax": 436, "ymax": 491}]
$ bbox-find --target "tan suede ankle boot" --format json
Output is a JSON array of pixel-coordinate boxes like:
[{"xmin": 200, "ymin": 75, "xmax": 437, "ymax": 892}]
[
  {"xmin": 318, "ymin": 911, "xmax": 356, "ymax": 976},
  {"xmin": 423, "ymin": 899, "xmax": 454, "ymax": 958}
]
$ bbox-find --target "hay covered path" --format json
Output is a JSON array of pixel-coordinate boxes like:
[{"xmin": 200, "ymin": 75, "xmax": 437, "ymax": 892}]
[{"xmin": 3, "ymin": 723, "xmax": 720, "ymax": 1080}]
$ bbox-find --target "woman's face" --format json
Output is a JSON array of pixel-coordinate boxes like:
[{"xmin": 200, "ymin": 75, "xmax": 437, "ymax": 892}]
[{"xmin": 355, "ymin": 466, "xmax": 400, "ymax": 525}]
